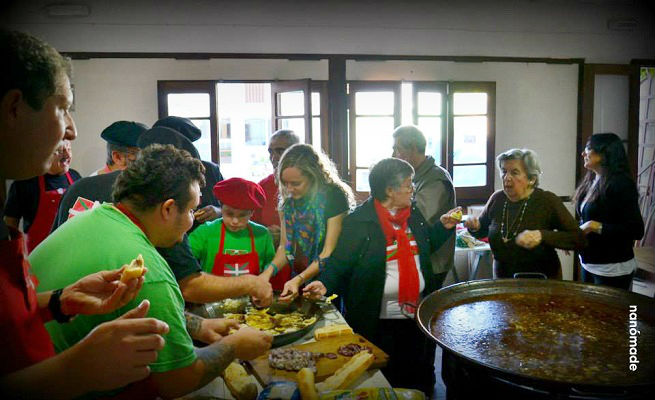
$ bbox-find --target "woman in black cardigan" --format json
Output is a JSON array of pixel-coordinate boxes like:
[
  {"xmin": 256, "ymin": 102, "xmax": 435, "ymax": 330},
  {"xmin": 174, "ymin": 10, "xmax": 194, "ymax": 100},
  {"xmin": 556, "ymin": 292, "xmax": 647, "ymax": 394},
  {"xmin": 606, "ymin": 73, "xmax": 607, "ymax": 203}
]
[
  {"xmin": 574, "ymin": 133, "xmax": 644, "ymax": 290},
  {"xmin": 304, "ymin": 158, "xmax": 458, "ymax": 396}
]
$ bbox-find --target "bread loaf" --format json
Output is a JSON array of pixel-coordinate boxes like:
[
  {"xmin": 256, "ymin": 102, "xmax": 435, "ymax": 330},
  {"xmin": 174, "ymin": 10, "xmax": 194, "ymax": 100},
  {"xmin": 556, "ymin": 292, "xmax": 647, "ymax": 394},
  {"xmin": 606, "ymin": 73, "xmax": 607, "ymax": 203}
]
[
  {"xmin": 313, "ymin": 324, "xmax": 353, "ymax": 340},
  {"xmin": 296, "ymin": 368, "xmax": 319, "ymax": 400},
  {"xmin": 315, "ymin": 351, "xmax": 374, "ymax": 392},
  {"xmin": 222, "ymin": 361, "xmax": 258, "ymax": 400},
  {"xmin": 120, "ymin": 254, "xmax": 145, "ymax": 283}
]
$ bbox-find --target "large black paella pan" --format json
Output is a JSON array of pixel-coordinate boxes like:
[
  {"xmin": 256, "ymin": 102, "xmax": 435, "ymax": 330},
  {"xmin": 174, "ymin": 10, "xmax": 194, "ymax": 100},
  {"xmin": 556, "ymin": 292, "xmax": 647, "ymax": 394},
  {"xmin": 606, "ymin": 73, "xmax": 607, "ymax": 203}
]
[{"xmin": 417, "ymin": 279, "xmax": 654, "ymax": 397}]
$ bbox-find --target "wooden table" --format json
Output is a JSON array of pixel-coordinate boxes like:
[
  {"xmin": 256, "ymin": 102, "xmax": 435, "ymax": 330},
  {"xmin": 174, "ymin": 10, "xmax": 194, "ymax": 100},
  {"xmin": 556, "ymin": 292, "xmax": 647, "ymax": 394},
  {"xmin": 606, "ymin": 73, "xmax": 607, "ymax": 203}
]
[{"xmin": 178, "ymin": 305, "xmax": 391, "ymax": 399}]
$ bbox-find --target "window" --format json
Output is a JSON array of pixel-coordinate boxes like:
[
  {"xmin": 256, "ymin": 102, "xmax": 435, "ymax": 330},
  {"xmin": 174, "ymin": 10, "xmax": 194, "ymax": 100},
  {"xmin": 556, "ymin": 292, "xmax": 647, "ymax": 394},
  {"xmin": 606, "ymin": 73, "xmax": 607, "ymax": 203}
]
[
  {"xmin": 158, "ymin": 80, "xmax": 327, "ymax": 182},
  {"xmin": 348, "ymin": 81, "xmax": 495, "ymax": 202}
]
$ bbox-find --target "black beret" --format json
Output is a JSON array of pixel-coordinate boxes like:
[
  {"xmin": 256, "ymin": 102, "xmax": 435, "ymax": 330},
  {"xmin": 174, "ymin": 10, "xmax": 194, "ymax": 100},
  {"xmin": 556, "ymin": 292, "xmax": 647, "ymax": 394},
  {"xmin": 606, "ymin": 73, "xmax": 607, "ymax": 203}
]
[
  {"xmin": 100, "ymin": 121, "xmax": 148, "ymax": 147},
  {"xmin": 137, "ymin": 126, "xmax": 200, "ymax": 160},
  {"xmin": 153, "ymin": 116, "xmax": 202, "ymax": 142}
]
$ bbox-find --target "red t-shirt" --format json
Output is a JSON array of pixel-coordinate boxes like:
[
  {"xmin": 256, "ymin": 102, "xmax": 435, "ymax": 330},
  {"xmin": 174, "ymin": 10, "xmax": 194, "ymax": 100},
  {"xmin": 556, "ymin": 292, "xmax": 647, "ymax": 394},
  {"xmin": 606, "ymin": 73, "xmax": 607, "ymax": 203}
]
[
  {"xmin": 0, "ymin": 227, "xmax": 56, "ymax": 376},
  {"xmin": 252, "ymin": 174, "xmax": 280, "ymax": 228}
]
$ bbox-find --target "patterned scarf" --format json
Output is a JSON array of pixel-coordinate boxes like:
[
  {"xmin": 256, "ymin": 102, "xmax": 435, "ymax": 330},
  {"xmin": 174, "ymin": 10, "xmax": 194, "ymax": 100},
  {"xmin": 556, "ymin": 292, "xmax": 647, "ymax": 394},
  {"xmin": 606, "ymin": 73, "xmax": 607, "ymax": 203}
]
[
  {"xmin": 374, "ymin": 199, "xmax": 420, "ymax": 312},
  {"xmin": 283, "ymin": 189, "xmax": 327, "ymax": 270}
]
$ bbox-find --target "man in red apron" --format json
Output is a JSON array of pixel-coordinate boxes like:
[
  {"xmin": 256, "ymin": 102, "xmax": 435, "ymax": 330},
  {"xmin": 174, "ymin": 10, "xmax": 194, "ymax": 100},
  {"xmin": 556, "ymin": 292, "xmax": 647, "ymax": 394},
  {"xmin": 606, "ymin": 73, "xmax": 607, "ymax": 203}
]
[
  {"xmin": 4, "ymin": 140, "xmax": 80, "ymax": 253},
  {"xmin": 1, "ymin": 29, "xmax": 168, "ymax": 397},
  {"xmin": 189, "ymin": 178, "xmax": 278, "ymax": 287}
]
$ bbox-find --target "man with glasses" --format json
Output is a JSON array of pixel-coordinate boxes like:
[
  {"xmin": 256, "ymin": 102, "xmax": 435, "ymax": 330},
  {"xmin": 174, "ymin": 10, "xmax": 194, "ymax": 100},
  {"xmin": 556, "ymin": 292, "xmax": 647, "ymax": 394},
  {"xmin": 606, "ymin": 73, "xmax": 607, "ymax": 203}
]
[{"xmin": 90, "ymin": 121, "xmax": 147, "ymax": 176}]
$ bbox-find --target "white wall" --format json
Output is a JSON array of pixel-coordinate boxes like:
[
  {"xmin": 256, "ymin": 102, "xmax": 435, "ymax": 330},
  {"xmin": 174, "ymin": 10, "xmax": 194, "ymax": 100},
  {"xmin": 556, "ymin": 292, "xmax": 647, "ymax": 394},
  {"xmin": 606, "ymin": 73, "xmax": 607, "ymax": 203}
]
[
  {"xmin": 3, "ymin": 0, "xmax": 653, "ymax": 64},
  {"xmin": 69, "ymin": 58, "xmax": 328, "ymax": 175},
  {"xmin": 348, "ymin": 60, "xmax": 579, "ymax": 197}
]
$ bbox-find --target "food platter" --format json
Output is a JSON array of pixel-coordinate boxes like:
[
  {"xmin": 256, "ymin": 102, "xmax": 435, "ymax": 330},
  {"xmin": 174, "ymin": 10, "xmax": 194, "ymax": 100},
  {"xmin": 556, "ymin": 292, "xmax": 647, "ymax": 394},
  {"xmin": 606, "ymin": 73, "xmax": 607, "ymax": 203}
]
[{"xmin": 188, "ymin": 294, "xmax": 323, "ymax": 347}]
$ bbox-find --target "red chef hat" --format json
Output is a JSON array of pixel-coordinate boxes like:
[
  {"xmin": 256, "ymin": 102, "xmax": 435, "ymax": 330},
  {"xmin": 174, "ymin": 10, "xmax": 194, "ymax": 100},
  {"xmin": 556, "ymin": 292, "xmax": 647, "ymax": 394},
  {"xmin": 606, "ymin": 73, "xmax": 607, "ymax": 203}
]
[{"xmin": 213, "ymin": 178, "xmax": 266, "ymax": 210}]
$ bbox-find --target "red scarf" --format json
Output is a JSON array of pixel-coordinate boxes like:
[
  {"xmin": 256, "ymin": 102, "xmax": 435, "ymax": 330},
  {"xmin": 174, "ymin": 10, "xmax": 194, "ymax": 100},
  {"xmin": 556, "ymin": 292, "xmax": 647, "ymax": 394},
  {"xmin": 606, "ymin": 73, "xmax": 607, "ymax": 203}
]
[{"xmin": 374, "ymin": 199, "xmax": 419, "ymax": 312}]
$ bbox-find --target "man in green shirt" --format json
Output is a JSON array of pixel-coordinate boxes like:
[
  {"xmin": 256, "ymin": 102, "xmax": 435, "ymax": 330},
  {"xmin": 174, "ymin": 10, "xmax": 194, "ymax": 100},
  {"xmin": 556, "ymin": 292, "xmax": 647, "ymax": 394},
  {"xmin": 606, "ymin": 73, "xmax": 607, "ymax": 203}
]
[
  {"xmin": 190, "ymin": 178, "xmax": 275, "ymax": 278},
  {"xmin": 31, "ymin": 145, "xmax": 272, "ymax": 398}
]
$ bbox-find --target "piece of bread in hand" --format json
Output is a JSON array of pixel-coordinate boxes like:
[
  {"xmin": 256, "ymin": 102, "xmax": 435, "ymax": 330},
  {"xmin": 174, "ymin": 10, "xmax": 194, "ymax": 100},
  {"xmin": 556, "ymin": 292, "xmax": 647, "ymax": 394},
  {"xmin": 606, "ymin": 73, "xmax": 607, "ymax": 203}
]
[
  {"xmin": 449, "ymin": 210, "xmax": 463, "ymax": 221},
  {"xmin": 120, "ymin": 254, "xmax": 145, "ymax": 283},
  {"xmin": 314, "ymin": 324, "xmax": 353, "ymax": 340},
  {"xmin": 296, "ymin": 368, "xmax": 319, "ymax": 400},
  {"xmin": 315, "ymin": 351, "xmax": 374, "ymax": 392},
  {"xmin": 223, "ymin": 361, "xmax": 258, "ymax": 400}
]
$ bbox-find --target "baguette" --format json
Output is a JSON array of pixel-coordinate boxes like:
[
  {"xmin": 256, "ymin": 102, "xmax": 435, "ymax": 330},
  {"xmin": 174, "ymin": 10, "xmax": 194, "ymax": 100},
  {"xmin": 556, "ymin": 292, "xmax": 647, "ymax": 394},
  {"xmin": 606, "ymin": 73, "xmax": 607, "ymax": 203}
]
[
  {"xmin": 313, "ymin": 324, "xmax": 353, "ymax": 340},
  {"xmin": 296, "ymin": 368, "xmax": 319, "ymax": 400},
  {"xmin": 120, "ymin": 254, "xmax": 145, "ymax": 283},
  {"xmin": 222, "ymin": 361, "xmax": 258, "ymax": 400},
  {"xmin": 315, "ymin": 351, "xmax": 374, "ymax": 392}
]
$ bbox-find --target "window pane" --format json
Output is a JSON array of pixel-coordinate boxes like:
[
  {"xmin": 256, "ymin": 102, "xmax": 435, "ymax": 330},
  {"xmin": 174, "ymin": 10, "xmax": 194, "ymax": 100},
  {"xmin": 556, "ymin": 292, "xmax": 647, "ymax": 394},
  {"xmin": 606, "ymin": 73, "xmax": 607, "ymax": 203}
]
[
  {"xmin": 356, "ymin": 168, "xmax": 371, "ymax": 192},
  {"xmin": 454, "ymin": 93, "xmax": 487, "ymax": 115},
  {"xmin": 355, "ymin": 117, "xmax": 395, "ymax": 167},
  {"xmin": 453, "ymin": 116, "xmax": 487, "ymax": 164},
  {"xmin": 355, "ymin": 92, "xmax": 394, "ymax": 115},
  {"xmin": 418, "ymin": 92, "xmax": 442, "ymax": 116},
  {"xmin": 312, "ymin": 117, "xmax": 321, "ymax": 149},
  {"xmin": 167, "ymin": 93, "xmax": 210, "ymax": 118},
  {"xmin": 417, "ymin": 117, "xmax": 441, "ymax": 165},
  {"xmin": 453, "ymin": 165, "xmax": 487, "ymax": 187},
  {"xmin": 190, "ymin": 119, "xmax": 211, "ymax": 161},
  {"xmin": 216, "ymin": 83, "xmax": 272, "ymax": 181},
  {"xmin": 312, "ymin": 92, "xmax": 320, "ymax": 116},
  {"xmin": 279, "ymin": 118, "xmax": 306, "ymax": 142},
  {"xmin": 279, "ymin": 91, "xmax": 304, "ymax": 116}
]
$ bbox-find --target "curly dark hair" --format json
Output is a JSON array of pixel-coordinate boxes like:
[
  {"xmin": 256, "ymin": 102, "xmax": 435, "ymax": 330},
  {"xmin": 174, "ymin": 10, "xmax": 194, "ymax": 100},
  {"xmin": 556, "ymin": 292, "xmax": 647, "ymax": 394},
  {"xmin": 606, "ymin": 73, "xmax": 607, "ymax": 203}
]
[
  {"xmin": 1, "ymin": 30, "xmax": 72, "ymax": 110},
  {"xmin": 112, "ymin": 144, "xmax": 206, "ymax": 212}
]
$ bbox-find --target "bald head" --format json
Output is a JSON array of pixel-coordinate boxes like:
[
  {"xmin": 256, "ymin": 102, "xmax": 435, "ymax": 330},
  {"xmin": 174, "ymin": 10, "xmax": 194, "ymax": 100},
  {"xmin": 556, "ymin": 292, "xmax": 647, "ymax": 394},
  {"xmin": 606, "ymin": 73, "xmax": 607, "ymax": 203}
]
[{"xmin": 268, "ymin": 129, "xmax": 300, "ymax": 170}]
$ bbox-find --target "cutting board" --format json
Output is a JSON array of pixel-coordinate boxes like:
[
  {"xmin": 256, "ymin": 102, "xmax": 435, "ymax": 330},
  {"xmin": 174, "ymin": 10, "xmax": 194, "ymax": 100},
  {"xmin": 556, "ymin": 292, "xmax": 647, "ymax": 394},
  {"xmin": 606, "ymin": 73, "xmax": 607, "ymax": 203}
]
[{"xmin": 247, "ymin": 333, "xmax": 388, "ymax": 385}]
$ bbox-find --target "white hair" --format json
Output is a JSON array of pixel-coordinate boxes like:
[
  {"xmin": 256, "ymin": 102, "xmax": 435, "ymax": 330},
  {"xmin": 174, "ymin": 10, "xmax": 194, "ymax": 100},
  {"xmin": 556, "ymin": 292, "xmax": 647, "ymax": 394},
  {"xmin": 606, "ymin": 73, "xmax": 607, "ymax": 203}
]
[{"xmin": 496, "ymin": 148, "xmax": 542, "ymax": 186}]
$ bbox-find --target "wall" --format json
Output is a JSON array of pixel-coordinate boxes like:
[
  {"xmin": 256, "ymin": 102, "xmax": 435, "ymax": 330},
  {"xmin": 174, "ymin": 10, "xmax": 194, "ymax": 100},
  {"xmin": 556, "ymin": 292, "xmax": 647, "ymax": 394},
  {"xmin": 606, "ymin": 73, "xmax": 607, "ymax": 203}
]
[
  {"xmin": 348, "ymin": 60, "xmax": 579, "ymax": 196},
  {"xmin": 69, "ymin": 58, "xmax": 328, "ymax": 174},
  {"xmin": 3, "ymin": 0, "xmax": 653, "ymax": 64}
]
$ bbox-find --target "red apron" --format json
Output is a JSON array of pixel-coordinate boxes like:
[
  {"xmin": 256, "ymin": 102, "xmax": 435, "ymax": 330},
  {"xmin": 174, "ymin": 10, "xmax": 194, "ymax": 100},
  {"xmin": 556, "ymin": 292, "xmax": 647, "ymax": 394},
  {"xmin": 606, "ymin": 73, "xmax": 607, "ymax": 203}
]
[
  {"xmin": 0, "ymin": 228, "xmax": 55, "ymax": 375},
  {"xmin": 212, "ymin": 224, "xmax": 260, "ymax": 277},
  {"xmin": 26, "ymin": 172, "xmax": 74, "ymax": 253}
]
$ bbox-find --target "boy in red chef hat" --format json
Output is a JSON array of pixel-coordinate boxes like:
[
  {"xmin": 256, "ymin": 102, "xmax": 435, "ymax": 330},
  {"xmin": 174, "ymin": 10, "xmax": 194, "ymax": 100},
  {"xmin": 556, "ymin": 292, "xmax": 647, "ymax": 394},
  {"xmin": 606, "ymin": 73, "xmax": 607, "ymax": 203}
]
[{"xmin": 188, "ymin": 178, "xmax": 277, "ymax": 278}]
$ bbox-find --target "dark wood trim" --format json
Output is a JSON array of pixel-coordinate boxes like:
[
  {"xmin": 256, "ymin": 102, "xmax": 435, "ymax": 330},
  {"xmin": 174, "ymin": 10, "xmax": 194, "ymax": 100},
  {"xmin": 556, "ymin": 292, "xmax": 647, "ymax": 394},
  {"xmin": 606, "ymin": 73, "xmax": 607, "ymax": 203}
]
[
  {"xmin": 328, "ymin": 57, "xmax": 348, "ymax": 179},
  {"xmin": 63, "ymin": 51, "xmax": 583, "ymax": 65}
]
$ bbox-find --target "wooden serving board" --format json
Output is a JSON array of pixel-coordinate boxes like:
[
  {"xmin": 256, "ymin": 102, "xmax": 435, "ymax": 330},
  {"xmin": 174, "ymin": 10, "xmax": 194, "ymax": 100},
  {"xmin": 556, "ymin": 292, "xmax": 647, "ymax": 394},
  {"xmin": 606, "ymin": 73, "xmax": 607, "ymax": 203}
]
[{"xmin": 247, "ymin": 333, "xmax": 388, "ymax": 385}]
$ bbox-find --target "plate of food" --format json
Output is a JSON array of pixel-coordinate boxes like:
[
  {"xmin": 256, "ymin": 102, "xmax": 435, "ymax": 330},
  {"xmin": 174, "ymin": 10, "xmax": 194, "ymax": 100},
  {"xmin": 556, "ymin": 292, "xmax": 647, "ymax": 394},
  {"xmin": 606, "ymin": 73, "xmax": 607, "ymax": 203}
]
[{"xmin": 188, "ymin": 293, "xmax": 323, "ymax": 347}]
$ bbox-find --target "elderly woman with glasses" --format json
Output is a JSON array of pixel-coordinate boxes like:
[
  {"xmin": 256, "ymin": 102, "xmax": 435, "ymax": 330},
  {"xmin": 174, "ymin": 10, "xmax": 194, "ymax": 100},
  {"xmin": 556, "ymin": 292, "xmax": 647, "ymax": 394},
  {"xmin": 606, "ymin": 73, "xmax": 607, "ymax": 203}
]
[
  {"xmin": 464, "ymin": 148, "xmax": 586, "ymax": 279},
  {"xmin": 304, "ymin": 157, "xmax": 459, "ymax": 396}
]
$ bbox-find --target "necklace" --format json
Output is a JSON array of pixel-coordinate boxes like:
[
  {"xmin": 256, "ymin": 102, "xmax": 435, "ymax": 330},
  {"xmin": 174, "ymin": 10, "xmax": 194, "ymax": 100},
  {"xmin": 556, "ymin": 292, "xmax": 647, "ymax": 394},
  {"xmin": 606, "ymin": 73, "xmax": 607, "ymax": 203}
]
[{"xmin": 500, "ymin": 196, "xmax": 530, "ymax": 243}]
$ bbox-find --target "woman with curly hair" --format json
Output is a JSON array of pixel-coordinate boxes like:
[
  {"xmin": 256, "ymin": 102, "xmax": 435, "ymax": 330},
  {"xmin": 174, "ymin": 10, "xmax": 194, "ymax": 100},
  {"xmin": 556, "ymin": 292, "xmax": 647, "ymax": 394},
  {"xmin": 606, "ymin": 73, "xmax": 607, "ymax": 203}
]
[
  {"xmin": 574, "ymin": 133, "xmax": 644, "ymax": 290},
  {"xmin": 260, "ymin": 144, "xmax": 355, "ymax": 298}
]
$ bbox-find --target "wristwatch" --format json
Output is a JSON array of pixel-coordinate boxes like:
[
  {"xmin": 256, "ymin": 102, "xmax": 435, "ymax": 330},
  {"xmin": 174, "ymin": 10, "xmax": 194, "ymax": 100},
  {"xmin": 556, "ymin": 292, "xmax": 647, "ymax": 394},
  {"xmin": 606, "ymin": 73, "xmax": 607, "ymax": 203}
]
[{"xmin": 48, "ymin": 288, "xmax": 73, "ymax": 323}]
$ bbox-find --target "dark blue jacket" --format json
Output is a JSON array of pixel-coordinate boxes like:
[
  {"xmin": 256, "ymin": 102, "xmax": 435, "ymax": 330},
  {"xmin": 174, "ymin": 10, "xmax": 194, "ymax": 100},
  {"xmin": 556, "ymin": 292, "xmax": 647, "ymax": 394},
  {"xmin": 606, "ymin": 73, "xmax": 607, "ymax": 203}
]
[{"xmin": 319, "ymin": 197, "xmax": 454, "ymax": 343}]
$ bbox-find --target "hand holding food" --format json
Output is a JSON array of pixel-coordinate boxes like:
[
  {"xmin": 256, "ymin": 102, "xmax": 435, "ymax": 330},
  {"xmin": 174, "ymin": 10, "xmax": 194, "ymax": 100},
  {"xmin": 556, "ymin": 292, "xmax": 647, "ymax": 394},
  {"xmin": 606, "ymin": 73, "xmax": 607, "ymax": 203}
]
[
  {"xmin": 221, "ymin": 325, "xmax": 273, "ymax": 360},
  {"xmin": 196, "ymin": 317, "xmax": 241, "ymax": 344},
  {"xmin": 120, "ymin": 254, "xmax": 146, "ymax": 283},
  {"xmin": 194, "ymin": 205, "xmax": 221, "ymax": 223},
  {"xmin": 60, "ymin": 258, "xmax": 146, "ymax": 316},
  {"xmin": 440, "ymin": 207, "xmax": 463, "ymax": 229},
  {"xmin": 279, "ymin": 276, "xmax": 302, "ymax": 302},
  {"xmin": 302, "ymin": 281, "xmax": 327, "ymax": 300},
  {"xmin": 580, "ymin": 220, "xmax": 602, "ymax": 235}
]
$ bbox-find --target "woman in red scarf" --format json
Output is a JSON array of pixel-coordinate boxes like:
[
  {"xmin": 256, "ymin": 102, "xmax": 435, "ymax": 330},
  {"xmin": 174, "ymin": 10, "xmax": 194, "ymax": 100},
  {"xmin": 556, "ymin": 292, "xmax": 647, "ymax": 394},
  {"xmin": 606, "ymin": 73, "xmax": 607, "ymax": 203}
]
[{"xmin": 305, "ymin": 158, "xmax": 460, "ymax": 396}]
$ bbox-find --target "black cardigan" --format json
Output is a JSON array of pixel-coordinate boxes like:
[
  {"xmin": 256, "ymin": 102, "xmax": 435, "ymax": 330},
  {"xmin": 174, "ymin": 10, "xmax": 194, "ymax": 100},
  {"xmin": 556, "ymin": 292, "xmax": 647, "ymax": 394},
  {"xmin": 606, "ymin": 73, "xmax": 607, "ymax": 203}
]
[
  {"xmin": 578, "ymin": 174, "xmax": 644, "ymax": 264},
  {"xmin": 319, "ymin": 198, "xmax": 453, "ymax": 344}
]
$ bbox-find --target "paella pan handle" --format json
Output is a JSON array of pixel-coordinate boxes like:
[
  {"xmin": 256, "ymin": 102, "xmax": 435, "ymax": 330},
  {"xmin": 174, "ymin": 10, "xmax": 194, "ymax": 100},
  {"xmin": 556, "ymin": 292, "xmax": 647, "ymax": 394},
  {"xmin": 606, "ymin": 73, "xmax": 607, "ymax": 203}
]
[
  {"xmin": 513, "ymin": 272, "xmax": 547, "ymax": 280},
  {"xmin": 400, "ymin": 302, "xmax": 418, "ymax": 319}
]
